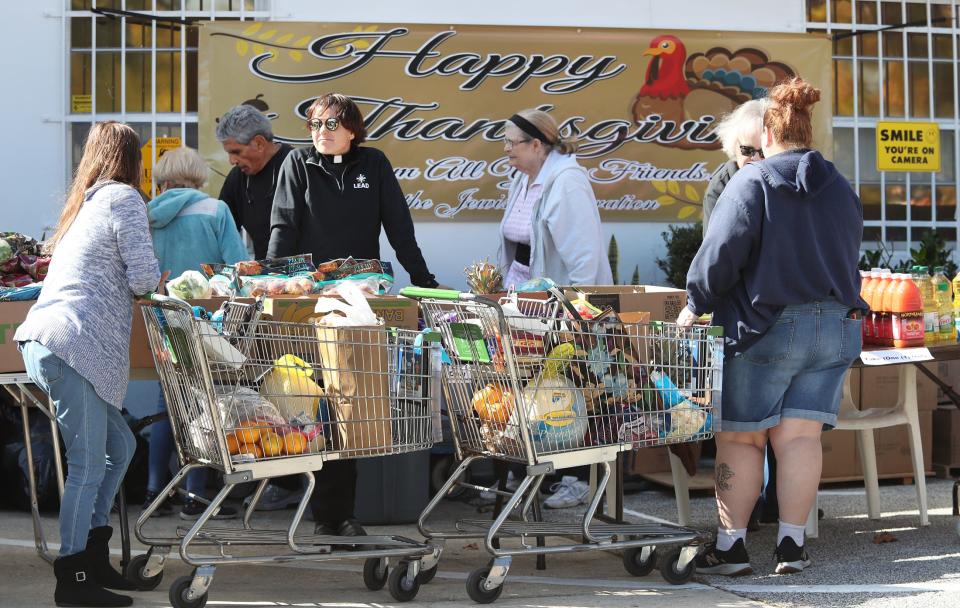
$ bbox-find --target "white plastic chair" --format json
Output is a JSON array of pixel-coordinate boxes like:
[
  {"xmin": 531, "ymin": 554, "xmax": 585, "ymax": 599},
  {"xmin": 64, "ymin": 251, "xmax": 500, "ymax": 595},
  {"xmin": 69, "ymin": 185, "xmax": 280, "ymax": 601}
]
[{"xmin": 829, "ymin": 364, "xmax": 929, "ymax": 527}]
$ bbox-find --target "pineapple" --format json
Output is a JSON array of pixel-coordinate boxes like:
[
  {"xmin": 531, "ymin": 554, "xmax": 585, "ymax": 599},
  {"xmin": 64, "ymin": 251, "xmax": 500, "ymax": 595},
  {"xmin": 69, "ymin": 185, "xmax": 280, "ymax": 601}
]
[{"xmin": 465, "ymin": 259, "xmax": 503, "ymax": 294}]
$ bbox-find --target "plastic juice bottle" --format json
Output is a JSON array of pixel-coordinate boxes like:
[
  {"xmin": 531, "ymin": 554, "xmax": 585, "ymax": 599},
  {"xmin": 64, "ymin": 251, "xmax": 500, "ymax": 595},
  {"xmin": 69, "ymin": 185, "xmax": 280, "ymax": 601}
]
[
  {"xmin": 913, "ymin": 266, "xmax": 938, "ymax": 345},
  {"xmin": 933, "ymin": 267, "xmax": 953, "ymax": 343},
  {"xmin": 875, "ymin": 270, "xmax": 894, "ymax": 347},
  {"xmin": 891, "ymin": 273, "xmax": 925, "ymax": 347},
  {"xmin": 860, "ymin": 270, "xmax": 877, "ymax": 345}
]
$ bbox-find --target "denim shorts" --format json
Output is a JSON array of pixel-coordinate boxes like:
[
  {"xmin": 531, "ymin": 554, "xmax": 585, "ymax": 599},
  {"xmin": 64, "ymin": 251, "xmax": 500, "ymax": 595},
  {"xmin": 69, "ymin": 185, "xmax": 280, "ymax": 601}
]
[{"xmin": 720, "ymin": 300, "xmax": 862, "ymax": 432}]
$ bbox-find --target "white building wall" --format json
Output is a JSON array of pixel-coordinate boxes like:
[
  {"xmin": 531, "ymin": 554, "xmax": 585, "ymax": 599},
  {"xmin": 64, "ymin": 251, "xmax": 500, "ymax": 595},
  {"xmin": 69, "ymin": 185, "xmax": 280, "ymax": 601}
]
[
  {"xmin": 1, "ymin": 0, "xmax": 65, "ymax": 240},
  {"xmin": 3, "ymin": 1, "xmax": 807, "ymax": 289}
]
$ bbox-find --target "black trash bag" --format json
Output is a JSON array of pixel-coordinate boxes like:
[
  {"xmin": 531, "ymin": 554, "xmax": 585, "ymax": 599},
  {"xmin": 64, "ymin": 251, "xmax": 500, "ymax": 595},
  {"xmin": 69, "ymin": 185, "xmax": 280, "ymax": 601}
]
[{"xmin": 0, "ymin": 403, "xmax": 60, "ymax": 511}]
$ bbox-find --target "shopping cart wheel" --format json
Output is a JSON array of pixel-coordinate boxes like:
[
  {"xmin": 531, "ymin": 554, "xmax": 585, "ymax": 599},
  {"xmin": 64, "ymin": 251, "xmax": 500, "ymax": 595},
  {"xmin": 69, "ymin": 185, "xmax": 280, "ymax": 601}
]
[
  {"xmin": 418, "ymin": 563, "xmax": 439, "ymax": 584},
  {"xmin": 658, "ymin": 547, "xmax": 696, "ymax": 585},
  {"xmin": 363, "ymin": 557, "xmax": 388, "ymax": 591},
  {"xmin": 127, "ymin": 552, "xmax": 164, "ymax": 590},
  {"xmin": 169, "ymin": 575, "xmax": 208, "ymax": 608},
  {"xmin": 622, "ymin": 546, "xmax": 657, "ymax": 577},
  {"xmin": 466, "ymin": 566, "xmax": 504, "ymax": 604},
  {"xmin": 387, "ymin": 561, "xmax": 421, "ymax": 602}
]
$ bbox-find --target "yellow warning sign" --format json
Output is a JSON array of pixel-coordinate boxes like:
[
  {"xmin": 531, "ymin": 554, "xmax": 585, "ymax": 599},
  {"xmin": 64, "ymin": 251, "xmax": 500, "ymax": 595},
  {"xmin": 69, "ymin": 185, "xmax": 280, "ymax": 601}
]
[
  {"xmin": 141, "ymin": 136, "xmax": 182, "ymax": 196},
  {"xmin": 71, "ymin": 94, "xmax": 91, "ymax": 113},
  {"xmin": 876, "ymin": 121, "xmax": 940, "ymax": 172}
]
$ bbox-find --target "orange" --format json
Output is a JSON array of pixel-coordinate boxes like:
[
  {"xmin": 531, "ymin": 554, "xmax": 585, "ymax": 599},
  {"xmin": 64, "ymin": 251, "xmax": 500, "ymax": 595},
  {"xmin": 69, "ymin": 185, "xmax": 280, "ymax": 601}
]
[
  {"xmin": 225, "ymin": 433, "xmax": 240, "ymax": 455},
  {"xmin": 472, "ymin": 384, "xmax": 514, "ymax": 428},
  {"xmin": 237, "ymin": 420, "xmax": 262, "ymax": 445},
  {"xmin": 238, "ymin": 442, "xmax": 263, "ymax": 459},
  {"xmin": 283, "ymin": 431, "xmax": 308, "ymax": 455},
  {"xmin": 260, "ymin": 431, "xmax": 284, "ymax": 457}
]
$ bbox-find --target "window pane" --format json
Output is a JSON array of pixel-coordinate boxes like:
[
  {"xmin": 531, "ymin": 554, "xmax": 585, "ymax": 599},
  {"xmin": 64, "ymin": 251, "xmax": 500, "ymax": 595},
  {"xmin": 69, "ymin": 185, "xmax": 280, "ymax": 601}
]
[
  {"xmin": 910, "ymin": 61, "xmax": 930, "ymax": 117},
  {"xmin": 836, "ymin": 59, "xmax": 854, "ymax": 116},
  {"xmin": 71, "ymin": 18, "xmax": 91, "ymax": 49},
  {"xmin": 884, "ymin": 60, "xmax": 906, "ymax": 117},
  {"xmin": 835, "ymin": 36, "xmax": 853, "ymax": 57},
  {"xmin": 911, "ymin": 183, "xmax": 932, "ymax": 221},
  {"xmin": 932, "ymin": 3, "xmax": 953, "ymax": 21},
  {"xmin": 125, "ymin": 52, "xmax": 148, "ymax": 113},
  {"xmin": 934, "ymin": 62, "xmax": 955, "ymax": 119},
  {"xmin": 155, "ymin": 52, "xmax": 179, "ymax": 113},
  {"xmin": 860, "ymin": 32, "xmax": 879, "ymax": 57},
  {"xmin": 126, "ymin": 22, "xmax": 152, "ymax": 49},
  {"xmin": 186, "ymin": 51, "xmax": 198, "ymax": 112},
  {"xmin": 906, "ymin": 2, "xmax": 928, "ymax": 23},
  {"xmin": 808, "ymin": 0, "xmax": 827, "ymax": 22},
  {"xmin": 887, "ymin": 184, "xmax": 908, "ymax": 220},
  {"xmin": 833, "ymin": 0, "xmax": 853, "ymax": 22},
  {"xmin": 881, "ymin": 2, "xmax": 903, "ymax": 25},
  {"xmin": 908, "ymin": 33, "xmax": 929, "ymax": 59},
  {"xmin": 933, "ymin": 34, "xmax": 953, "ymax": 59},
  {"xmin": 95, "ymin": 52, "xmax": 120, "ymax": 113},
  {"xmin": 938, "ymin": 131, "xmax": 956, "ymax": 183},
  {"xmin": 883, "ymin": 32, "xmax": 904, "ymax": 57},
  {"xmin": 936, "ymin": 186, "xmax": 957, "ymax": 223},
  {"xmin": 70, "ymin": 53, "xmax": 91, "ymax": 112},
  {"xmin": 861, "ymin": 184, "xmax": 882, "ymax": 221},
  {"xmin": 860, "ymin": 60, "xmax": 880, "ymax": 115},
  {"xmin": 857, "ymin": 0, "xmax": 878, "ymax": 24},
  {"xmin": 859, "ymin": 127, "xmax": 881, "ymax": 183},
  {"xmin": 863, "ymin": 226, "xmax": 883, "ymax": 243},
  {"xmin": 888, "ymin": 226, "xmax": 907, "ymax": 241},
  {"xmin": 835, "ymin": 128, "xmax": 855, "ymax": 180}
]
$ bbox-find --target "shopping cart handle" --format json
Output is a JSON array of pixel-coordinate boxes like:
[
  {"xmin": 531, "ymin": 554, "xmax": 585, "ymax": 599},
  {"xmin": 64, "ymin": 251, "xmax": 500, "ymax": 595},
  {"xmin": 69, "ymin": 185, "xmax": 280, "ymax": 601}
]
[
  {"xmin": 399, "ymin": 287, "xmax": 468, "ymax": 301},
  {"xmin": 136, "ymin": 292, "xmax": 194, "ymax": 313}
]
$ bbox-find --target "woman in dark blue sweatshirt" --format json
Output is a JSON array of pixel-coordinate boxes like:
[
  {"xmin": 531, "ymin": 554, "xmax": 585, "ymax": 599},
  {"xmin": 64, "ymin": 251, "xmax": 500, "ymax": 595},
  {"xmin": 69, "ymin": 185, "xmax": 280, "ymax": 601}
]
[{"xmin": 679, "ymin": 78, "xmax": 865, "ymax": 577}]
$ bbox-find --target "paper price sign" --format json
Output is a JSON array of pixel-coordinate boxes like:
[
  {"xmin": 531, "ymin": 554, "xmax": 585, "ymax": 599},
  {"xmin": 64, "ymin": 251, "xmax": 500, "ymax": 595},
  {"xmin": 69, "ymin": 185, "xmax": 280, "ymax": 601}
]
[{"xmin": 859, "ymin": 347, "xmax": 933, "ymax": 366}]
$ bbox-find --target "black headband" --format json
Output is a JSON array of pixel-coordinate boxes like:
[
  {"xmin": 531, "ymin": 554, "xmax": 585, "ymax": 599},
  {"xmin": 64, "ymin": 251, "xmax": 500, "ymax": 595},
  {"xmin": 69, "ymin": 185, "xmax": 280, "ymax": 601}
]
[{"xmin": 509, "ymin": 114, "xmax": 551, "ymax": 145}]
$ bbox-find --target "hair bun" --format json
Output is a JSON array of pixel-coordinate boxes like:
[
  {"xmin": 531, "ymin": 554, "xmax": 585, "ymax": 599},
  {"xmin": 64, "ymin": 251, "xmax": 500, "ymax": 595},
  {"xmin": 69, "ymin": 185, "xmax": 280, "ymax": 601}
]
[{"xmin": 770, "ymin": 77, "xmax": 821, "ymax": 112}]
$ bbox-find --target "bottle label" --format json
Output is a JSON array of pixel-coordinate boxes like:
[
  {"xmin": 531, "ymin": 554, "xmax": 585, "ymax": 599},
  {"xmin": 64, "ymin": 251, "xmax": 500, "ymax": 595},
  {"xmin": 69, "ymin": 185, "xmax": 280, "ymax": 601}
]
[
  {"xmin": 892, "ymin": 311, "xmax": 924, "ymax": 341},
  {"xmin": 924, "ymin": 311, "xmax": 938, "ymax": 333},
  {"xmin": 940, "ymin": 312, "xmax": 954, "ymax": 335}
]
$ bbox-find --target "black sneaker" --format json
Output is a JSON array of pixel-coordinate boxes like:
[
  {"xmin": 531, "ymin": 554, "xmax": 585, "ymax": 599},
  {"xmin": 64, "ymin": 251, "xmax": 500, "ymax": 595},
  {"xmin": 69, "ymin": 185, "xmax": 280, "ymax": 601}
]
[
  {"xmin": 179, "ymin": 499, "xmax": 238, "ymax": 521},
  {"xmin": 141, "ymin": 491, "xmax": 173, "ymax": 517},
  {"xmin": 313, "ymin": 523, "xmax": 337, "ymax": 536},
  {"xmin": 337, "ymin": 518, "xmax": 367, "ymax": 537},
  {"xmin": 774, "ymin": 537, "xmax": 810, "ymax": 574},
  {"xmin": 695, "ymin": 538, "xmax": 753, "ymax": 576}
]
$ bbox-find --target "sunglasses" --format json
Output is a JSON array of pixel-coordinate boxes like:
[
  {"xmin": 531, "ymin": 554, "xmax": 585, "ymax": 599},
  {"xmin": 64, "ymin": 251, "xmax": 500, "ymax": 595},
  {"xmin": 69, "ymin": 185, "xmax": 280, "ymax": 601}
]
[
  {"xmin": 503, "ymin": 137, "xmax": 532, "ymax": 148},
  {"xmin": 739, "ymin": 144, "xmax": 764, "ymax": 158},
  {"xmin": 307, "ymin": 117, "xmax": 341, "ymax": 132}
]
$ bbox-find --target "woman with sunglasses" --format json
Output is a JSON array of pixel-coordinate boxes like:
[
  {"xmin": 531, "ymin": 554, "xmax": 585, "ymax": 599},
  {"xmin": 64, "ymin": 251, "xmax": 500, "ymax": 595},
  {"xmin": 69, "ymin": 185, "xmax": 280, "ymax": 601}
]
[
  {"xmin": 679, "ymin": 78, "xmax": 864, "ymax": 577},
  {"xmin": 498, "ymin": 108, "xmax": 611, "ymax": 293},
  {"xmin": 702, "ymin": 99, "xmax": 767, "ymax": 235},
  {"xmin": 268, "ymin": 93, "xmax": 437, "ymax": 539}
]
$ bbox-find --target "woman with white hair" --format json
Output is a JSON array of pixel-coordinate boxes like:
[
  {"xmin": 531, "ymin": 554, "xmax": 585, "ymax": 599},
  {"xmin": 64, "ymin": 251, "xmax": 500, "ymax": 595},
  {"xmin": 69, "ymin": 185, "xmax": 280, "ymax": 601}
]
[
  {"xmin": 702, "ymin": 99, "xmax": 766, "ymax": 234},
  {"xmin": 143, "ymin": 146, "xmax": 249, "ymax": 520}
]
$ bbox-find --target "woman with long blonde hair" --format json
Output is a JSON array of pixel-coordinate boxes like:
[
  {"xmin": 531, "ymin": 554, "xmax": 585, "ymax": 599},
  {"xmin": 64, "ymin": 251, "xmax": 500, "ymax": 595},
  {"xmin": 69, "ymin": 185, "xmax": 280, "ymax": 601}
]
[{"xmin": 16, "ymin": 121, "xmax": 162, "ymax": 607}]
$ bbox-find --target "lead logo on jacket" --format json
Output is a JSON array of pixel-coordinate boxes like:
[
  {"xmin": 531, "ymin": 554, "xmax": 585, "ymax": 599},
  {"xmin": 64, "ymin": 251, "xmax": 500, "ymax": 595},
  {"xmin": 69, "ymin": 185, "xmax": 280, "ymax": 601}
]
[{"xmin": 354, "ymin": 174, "xmax": 370, "ymax": 189}]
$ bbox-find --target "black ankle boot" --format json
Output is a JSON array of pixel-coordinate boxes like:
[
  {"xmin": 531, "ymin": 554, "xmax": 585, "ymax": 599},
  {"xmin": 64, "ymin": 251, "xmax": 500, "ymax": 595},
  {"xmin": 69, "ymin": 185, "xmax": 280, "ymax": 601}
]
[
  {"xmin": 54, "ymin": 551, "xmax": 133, "ymax": 607},
  {"xmin": 86, "ymin": 526, "xmax": 139, "ymax": 591}
]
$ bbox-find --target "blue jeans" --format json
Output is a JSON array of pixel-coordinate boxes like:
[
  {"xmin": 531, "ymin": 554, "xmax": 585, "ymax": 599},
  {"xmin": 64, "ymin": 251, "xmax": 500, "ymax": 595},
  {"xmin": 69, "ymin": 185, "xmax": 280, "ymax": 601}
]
[
  {"xmin": 721, "ymin": 300, "xmax": 862, "ymax": 432},
  {"xmin": 20, "ymin": 341, "xmax": 136, "ymax": 556},
  {"xmin": 148, "ymin": 388, "xmax": 207, "ymax": 497}
]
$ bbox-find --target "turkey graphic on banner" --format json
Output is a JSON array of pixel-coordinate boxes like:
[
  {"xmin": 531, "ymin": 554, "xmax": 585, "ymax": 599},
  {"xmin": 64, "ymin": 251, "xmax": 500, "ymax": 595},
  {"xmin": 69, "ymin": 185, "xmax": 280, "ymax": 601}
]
[{"xmin": 199, "ymin": 24, "xmax": 832, "ymax": 221}]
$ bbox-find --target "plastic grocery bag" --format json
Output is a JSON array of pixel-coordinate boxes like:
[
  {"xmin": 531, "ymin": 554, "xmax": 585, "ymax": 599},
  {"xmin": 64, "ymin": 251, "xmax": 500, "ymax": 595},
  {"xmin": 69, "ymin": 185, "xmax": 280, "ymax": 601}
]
[
  {"xmin": 167, "ymin": 270, "xmax": 212, "ymax": 300},
  {"xmin": 259, "ymin": 354, "xmax": 325, "ymax": 421},
  {"xmin": 312, "ymin": 281, "xmax": 381, "ymax": 327}
]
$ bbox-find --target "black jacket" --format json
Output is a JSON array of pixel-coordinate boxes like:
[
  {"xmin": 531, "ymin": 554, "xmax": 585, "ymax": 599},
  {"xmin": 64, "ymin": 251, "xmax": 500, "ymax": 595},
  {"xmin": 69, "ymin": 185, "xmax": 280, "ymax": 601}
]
[
  {"xmin": 219, "ymin": 143, "xmax": 293, "ymax": 259},
  {"xmin": 267, "ymin": 146, "xmax": 437, "ymax": 287},
  {"xmin": 702, "ymin": 159, "xmax": 738, "ymax": 237}
]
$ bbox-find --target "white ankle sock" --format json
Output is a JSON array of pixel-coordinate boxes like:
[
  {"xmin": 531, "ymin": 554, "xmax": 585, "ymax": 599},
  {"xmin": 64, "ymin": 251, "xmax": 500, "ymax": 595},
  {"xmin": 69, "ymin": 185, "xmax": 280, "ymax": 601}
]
[
  {"xmin": 777, "ymin": 521, "xmax": 805, "ymax": 547},
  {"xmin": 716, "ymin": 527, "xmax": 747, "ymax": 551}
]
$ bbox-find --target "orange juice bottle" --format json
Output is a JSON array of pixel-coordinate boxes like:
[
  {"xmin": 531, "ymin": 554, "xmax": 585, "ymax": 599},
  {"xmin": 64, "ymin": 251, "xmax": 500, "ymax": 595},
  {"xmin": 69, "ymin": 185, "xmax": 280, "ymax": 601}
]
[
  {"xmin": 874, "ymin": 270, "xmax": 894, "ymax": 346},
  {"xmin": 891, "ymin": 273, "xmax": 925, "ymax": 347},
  {"xmin": 860, "ymin": 270, "xmax": 878, "ymax": 345}
]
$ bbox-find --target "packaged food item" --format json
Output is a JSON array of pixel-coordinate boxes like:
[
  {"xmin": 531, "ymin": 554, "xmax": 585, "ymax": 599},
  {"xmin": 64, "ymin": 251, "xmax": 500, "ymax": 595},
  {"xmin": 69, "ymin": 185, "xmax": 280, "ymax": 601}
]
[
  {"xmin": 1, "ymin": 273, "xmax": 33, "ymax": 288},
  {"xmin": 259, "ymin": 354, "xmax": 326, "ymax": 421},
  {"xmin": 18, "ymin": 254, "xmax": 51, "ymax": 281},
  {"xmin": 514, "ymin": 377, "xmax": 588, "ymax": 452},
  {"xmin": 167, "ymin": 270, "xmax": 212, "ymax": 300}
]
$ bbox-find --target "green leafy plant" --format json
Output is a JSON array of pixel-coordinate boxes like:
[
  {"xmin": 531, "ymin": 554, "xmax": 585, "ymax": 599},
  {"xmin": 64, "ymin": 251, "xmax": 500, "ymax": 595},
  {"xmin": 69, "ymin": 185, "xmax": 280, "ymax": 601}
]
[
  {"xmin": 608, "ymin": 235, "xmax": 620, "ymax": 285},
  {"xmin": 655, "ymin": 222, "xmax": 703, "ymax": 288},
  {"xmin": 858, "ymin": 241, "xmax": 893, "ymax": 271},
  {"xmin": 905, "ymin": 230, "xmax": 958, "ymax": 277}
]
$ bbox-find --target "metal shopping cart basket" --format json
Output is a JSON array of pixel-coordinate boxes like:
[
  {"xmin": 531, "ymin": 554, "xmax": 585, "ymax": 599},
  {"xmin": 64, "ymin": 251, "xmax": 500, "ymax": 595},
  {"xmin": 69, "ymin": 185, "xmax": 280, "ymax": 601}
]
[
  {"xmin": 134, "ymin": 294, "xmax": 443, "ymax": 606},
  {"xmin": 401, "ymin": 287, "xmax": 722, "ymax": 603}
]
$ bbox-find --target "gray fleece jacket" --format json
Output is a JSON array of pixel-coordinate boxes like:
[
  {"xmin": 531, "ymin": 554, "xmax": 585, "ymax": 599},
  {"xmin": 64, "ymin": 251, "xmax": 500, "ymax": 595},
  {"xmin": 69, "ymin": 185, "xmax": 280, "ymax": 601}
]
[
  {"xmin": 16, "ymin": 181, "xmax": 161, "ymax": 408},
  {"xmin": 498, "ymin": 151, "xmax": 612, "ymax": 286}
]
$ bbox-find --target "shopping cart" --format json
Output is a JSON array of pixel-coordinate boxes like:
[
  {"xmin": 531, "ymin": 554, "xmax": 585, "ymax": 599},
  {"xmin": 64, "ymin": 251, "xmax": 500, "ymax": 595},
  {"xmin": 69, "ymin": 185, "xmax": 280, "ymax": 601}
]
[
  {"xmin": 401, "ymin": 287, "xmax": 722, "ymax": 603},
  {"xmin": 134, "ymin": 294, "xmax": 443, "ymax": 606}
]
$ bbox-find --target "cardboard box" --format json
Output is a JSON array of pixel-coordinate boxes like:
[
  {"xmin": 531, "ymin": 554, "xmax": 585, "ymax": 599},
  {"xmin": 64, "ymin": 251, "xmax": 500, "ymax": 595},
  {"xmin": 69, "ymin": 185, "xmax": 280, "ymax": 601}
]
[
  {"xmin": 262, "ymin": 294, "xmax": 419, "ymax": 330},
  {"xmin": 858, "ymin": 410, "xmax": 932, "ymax": 476},
  {"xmin": 859, "ymin": 365, "xmax": 937, "ymax": 411},
  {"xmin": 932, "ymin": 408, "xmax": 960, "ymax": 466},
  {"xmin": 564, "ymin": 285, "xmax": 687, "ymax": 322},
  {"xmin": 821, "ymin": 427, "xmax": 859, "ymax": 480},
  {"xmin": 629, "ymin": 445, "xmax": 673, "ymax": 475},
  {"xmin": 930, "ymin": 360, "xmax": 960, "ymax": 405},
  {"xmin": 0, "ymin": 301, "xmax": 34, "ymax": 372}
]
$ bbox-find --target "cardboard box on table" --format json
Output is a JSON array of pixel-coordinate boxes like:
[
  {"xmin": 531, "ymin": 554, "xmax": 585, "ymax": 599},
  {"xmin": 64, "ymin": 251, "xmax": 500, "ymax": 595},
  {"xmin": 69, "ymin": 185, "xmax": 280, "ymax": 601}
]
[{"xmin": 0, "ymin": 301, "xmax": 33, "ymax": 372}]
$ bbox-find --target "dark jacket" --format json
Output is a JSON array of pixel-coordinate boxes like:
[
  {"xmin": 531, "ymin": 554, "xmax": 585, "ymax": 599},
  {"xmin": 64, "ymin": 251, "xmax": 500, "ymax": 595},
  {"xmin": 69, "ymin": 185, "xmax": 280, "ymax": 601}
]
[
  {"xmin": 219, "ymin": 143, "xmax": 293, "ymax": 259},
  {"xmin": 686, "ymin": 149, "xmax": 865, "ymax": 353},
  {"xmin": 702, "ymin": 160, "xmax": 738, "ymax": 236},
  {"xmin": 267, "ymin": 146, "xmax": 437, "ymax": 287}
]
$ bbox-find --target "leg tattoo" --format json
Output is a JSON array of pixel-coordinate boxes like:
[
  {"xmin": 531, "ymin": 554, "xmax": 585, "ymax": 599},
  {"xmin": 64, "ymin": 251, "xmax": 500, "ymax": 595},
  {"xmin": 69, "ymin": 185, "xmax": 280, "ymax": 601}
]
[{"xmin": 716, "ymin": 463, "xmax": 734, "ymax": 492}]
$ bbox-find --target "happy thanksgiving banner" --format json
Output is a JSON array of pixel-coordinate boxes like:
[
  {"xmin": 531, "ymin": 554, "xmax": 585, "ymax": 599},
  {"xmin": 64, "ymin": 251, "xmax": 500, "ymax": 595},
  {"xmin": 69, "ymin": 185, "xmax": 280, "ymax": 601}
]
[{"xmin": 199, "ymin": 23, "xmax": 831, "ymax": 221}]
